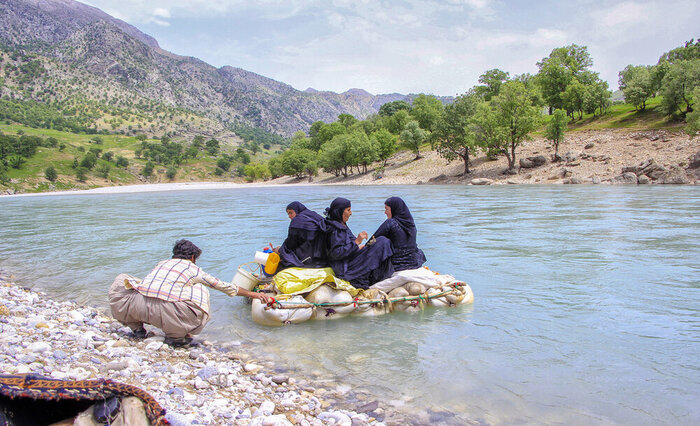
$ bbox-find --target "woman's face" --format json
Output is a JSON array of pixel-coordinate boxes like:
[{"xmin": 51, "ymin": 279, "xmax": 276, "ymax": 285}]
[
  {"xmin": 342, "ymin": 207, "xmax": 352, "ymax": 223},
  {"xmin": 384, "ymin": 204, "xmax": 392, "ymax": 219},
  {"xmin": 287, "ymin": 209, "xmax": 296, "ymax": 220}
]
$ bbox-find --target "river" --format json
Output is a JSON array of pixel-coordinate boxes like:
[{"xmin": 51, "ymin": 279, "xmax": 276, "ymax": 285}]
[{"xmin": 1, "ymin": 184, "xmax": 699, "ymax": 425}]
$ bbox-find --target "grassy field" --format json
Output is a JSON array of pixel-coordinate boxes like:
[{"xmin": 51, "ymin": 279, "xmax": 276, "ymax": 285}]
[{"xmin": 0, "ymin": 123, "xmax": 251, "ymax": 193}]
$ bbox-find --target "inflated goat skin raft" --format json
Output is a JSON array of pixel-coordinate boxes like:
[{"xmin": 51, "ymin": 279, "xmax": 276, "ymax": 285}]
[{"xmin": 235, "ymin": 264, "xmax": 474, "ymax": 326}]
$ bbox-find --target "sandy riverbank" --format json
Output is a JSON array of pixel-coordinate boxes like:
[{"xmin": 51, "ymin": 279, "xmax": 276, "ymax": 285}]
[{"xmin": 1, "ymin": 272, "xmax": 442, "ymax": 425}]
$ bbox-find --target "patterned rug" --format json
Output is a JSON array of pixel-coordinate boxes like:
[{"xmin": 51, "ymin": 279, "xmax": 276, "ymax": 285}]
[{"xmin": 0, "ymin": 373, "xmax": 169, "ymax": 425}]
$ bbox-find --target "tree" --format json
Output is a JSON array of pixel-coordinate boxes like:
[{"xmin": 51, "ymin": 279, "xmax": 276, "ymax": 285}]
[
  {"xmin": 546, "ymin": 109, "xmax": 568, "ymax": 157},
  {"xmin": 75, "ymin": 167, "xmax": 88, "ymax": 182},
  {"xmin": 584, "ymin": 80, "xmax": 611, "ymax": 116},
  {"xmin": 474, "ymin": 69, "xmax": 509, "ymax": 101},
  {"xmin": 205, "ymin": 138, "xmax": 220, "ymax": 155},
  {"xmin": 562, "ymin": 79, "xmax": 586, "ymax": 119},
  {"xmin": 244, "ymin": 162, "xmax": 270, "ymax": 182},
  {"xmin": 166, "ymin": 166, "xmax": 177, "ymax": 180},
  {"xmin": 316, "ymin": 122, "xmax": 346, "ymax": 150},
  {"xmin": 536, "ymin": 44, "xmax": 594, "ymax": 113},
  {"xmin": 44, "ymin": 165, "xmax": 58, "ymax": 182},
  {"xmin": 319, "ymin": 134, "xmax": 353, "ymax": 177},
  {"xmin": 348, "ymin": 131, "xmax": 378, "ymax": 174},
  {"xmin": 217, "ymin": 158, "xmax": 231, "ymax": 172},
  {"xmin": 431, "ymin": 92, "xmax": 482, "ymax": 175},
  {"xmin": 370, "ymin": 128, "xmax": 396, "ymax": 166},
  {"xmin": 400, "ymin": 120, "xmax": 428, "ymax": 160},
  {"xmin": 96, "ymin": 163, "xmax": 110, "ymax": 179},
  {"xmin": 9, "ymin": 155, "xmax": 25, "ymax": 169},
  {"xmin": 410, "ymin": 94, "xmax": 443, "ymax": 131},
  {"xmin": 685, "ymin": 87, "xmax": 700, "ymax": 135},
  {"xmin": 281, "ymin": 148, "xmax": 317, "ymax": 178},
  {"xmin": 660, "ymin": 59, "xmax": 700, "ymax": 117},
  {"xmin": 338, "ymin": 114, "xmax": 358, "ymax": 128},
  {"xmin": 102, "ymin": 151, "xmax": 114, "ymax": 162},
  {"xmin": 142, "ymin": 161, "xmax": 154, "ymax": 177},
  {"xmin": 115, "ymin": 156, "xmax": 129, "ymax": 167},
  {"xmin": 490, "ymin": 81, "xmax": 542, "ymax": 172},
  {"xmin": 378, "ymin": 100, "xmax": 411, "ymax": 117},
  {"xmin": 79, "ymin": 152, "xmax": 97, "ymax": 170},
  {"xmin": 618, "ymin": 65, "xmax": 655, "ymax": 111},
  {"xmin": 386, "ymin": 109, "xmax": 411, "ymax": 134}
]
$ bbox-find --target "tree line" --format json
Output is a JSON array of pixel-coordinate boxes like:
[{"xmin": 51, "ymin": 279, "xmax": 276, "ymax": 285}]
[{"xmin": 250, "ymin": 40, "xmax": 698, "ymax": 182}]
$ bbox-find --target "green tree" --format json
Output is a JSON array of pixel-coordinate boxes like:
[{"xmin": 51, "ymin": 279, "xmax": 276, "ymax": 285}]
[
  {"xmin": 96, "ymin": 163, "xmax": 110, "ymax": 179},
  {"xmin": 660, "ymin": 59, "xmax": 700, "ymax": 117},
  {"xmin": 316, "ymin": 122, "xmax": 346, "ymax": 150},
  {"xmin": 431, "ymin": 92, "xmax": 482, "ymax": 175},
  {"xmin": 400, "ymin": 120, "xmax": 428, "ymax": 160},
  {"xmin": 536, "ymin": 44, "xmax": 594, "ymax": 113},
  {"xmin": 338, "ymin": 114, "xmax": 358, "ymax": 128},
  {"xmin": 166, "ymin": 166, "xmax": 177, "ymax": 180},
  {"xmin": 618, "ymin": 65, "xmax": 655, "ymax": 111},
  {"xmin": 75, "ymin": 167, "xmax": 88, "ymax": 182},
  {"xmin": 348, "ymin": 131, "xmax": 378, "ymax": 174},
  {"xmin": 584, "ymin": 80, "xmax": 612, "ymax": 116},
  {"xmin": 9, "ymin": 155, "xmax": 24, "ymax": 169},
  {"xmin": 410, "ymin": 94, "xmax": 443, "ymax": 131},
  {"xmin": 217, "ymin": 158, "xmax": 231, "ymax": 171},
  {"xmin": 378, "ymin": 100, "xmax": 411, "ymax": 117},
  {"xmin": 79, "ymin": 152, "xmax": 97, "ymax": 170},
  {"xmin": 281, "ymin": 148, "xmax": 317, "ymax": 179},
  {"xmin": 562, "ymin": 79, "xmax": 586, "ymax": 119},
  {"xmin": 290, "ymin": 131, "xmax": 312, "ymax": 150},
  {"xmin": 685, "ymin": 87, "xmax": 700, "ymax": 135},
  {"xmin": 205, "ymin": 139, "xmax": 220, "ymax": 155},
  {"xmin": 546, "ymin": 109, "xmax": 568, "ymax": 157},
  {"xmin": 319, "ymin": 134, "xmax": 353, "ymax": 177},
  {"xmin": 370, "ymin": 128, "xmax": 396, "ymax": 166},
  {"xmin": 474, "ymin": 69, "xmax": 509, "ymax": 101},
  {"xmin": 244, "ymin": 162, "xmax": 271, "ymax": 182},
  {"xmin": 142, "ymin": 161, "xmax": 154, "ymax": 177},
  {"xmin": 490, "ymin": 81, "xmax": 542, "ymax": 172},
  {"xmin": 115, "ymin": 156, "xmax": 129, "ymax": 167},
  {"xmin": 44, "ymin": 165, "xmax": 58, "ymax": 182},
  {"xmin": 386, "ymin": 109, "xmax": 411, "ymax": 134}
]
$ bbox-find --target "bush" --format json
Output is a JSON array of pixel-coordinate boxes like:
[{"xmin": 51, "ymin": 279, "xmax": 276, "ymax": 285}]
[
  {"xmin": 102, "ymin": 151, "xmax": 114, "ymax": 162},
  {"xmin": 96, "ymin": 163, "xmax": 110, "ymax": 179},
  {"xmin": 166, "ymin": 166, "xmax": 177, "ymax": 180},
  {"xmin": 142, "ymin": 161, "xmax": 154, "ymax": 177},
  {"xmin": 76, "ymin": 167, "xmax": 88, "ymax": 182},
  {"xmin": 44, "ymin": 165, "xmax": 57, "ymax": 182},
  {"xmin": 217, "ymin": 158, "xmax": 231, "ymax": 171},
  {"xmin": 9, "ymin": 155, "xmax": 25, "ymax": 169},
  {"xmin": 214, "ymin": 167, "xmax": 224, "ymax": 176},
  {"xmin": 115, "ymin": 156, "xmax": 129, "ymax": 167},
  {"xmin": 80, "ymin": 152, "xmax": 97, "ymax": 170}
]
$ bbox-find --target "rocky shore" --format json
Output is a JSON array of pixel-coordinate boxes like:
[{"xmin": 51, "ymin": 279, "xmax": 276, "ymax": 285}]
[{"xmin": 0, "ymin": 273, "xmax": 412, "ymax": 426}]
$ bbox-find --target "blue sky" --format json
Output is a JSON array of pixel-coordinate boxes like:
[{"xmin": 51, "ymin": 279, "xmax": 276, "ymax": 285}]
[{"xmin": 83, "ymin": 0, "xmax": 700, "ymax": 96}]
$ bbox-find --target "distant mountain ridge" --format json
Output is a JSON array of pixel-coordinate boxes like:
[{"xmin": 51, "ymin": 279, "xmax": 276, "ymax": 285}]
[{"xmin": 0, "ymin": 0, "xmax": 452, "ymax": 138}]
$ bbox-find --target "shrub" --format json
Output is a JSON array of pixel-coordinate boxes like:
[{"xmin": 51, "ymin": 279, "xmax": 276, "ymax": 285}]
[
  {"xmin": 166, "ymin": 166, "xmax": 177, "ymax": 180},
  {"xmin": 142, "ymin": 161, "xmax": 154, "ymax": 177},
  {"xmin": 115, "ymin": 156, "xmax": 129, "ymax": 167},
  {"xmin": 44, "ymin": 165, "xmax": 58, "ymax": 182},
  {"xmin": 96, "ymin": 163, "xmax": 110, "ymax": 179},
  {"xmin": 76, "ymin": 167, "xmax": 88, "ymax": 182}
]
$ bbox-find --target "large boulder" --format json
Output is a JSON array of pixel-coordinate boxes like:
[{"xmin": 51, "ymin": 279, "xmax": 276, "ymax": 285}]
[
  {"xmin": 519, "ymin": 158, "xmax": 534, "ymax": 169},
  {"xmin": 656, "ymin": 167, "xmax": 690, "ymax": 184},
  {"xmin": 689, "ymin": 150, "xmax": 700, "ymax": 169},
  {"xmin": 470, "ymin": 178, "xmax": 493, "ymax": 185},
  {"xmin": 614, "ymin": 172, "xmax": 638, "ymax": 184},
  {"xmin": 531, "ymin": 155, "xmax": 548, "ymax": 167}
]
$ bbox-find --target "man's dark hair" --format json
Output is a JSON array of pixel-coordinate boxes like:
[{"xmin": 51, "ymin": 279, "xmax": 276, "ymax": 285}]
[{"xmin": 172, "ymin": 239, "xmax": 202, "ymax": 260}]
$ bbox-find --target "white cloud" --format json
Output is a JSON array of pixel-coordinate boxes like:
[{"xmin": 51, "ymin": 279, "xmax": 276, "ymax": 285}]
[{"xmin": 152, "ymin": 8, "xmax": 171, "ymax": 19}]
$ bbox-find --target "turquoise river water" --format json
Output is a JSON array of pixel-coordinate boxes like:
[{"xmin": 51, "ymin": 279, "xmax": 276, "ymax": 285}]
[{"xmin": 1, "ymin": 185, "xmax": 699, "ymax": 425}]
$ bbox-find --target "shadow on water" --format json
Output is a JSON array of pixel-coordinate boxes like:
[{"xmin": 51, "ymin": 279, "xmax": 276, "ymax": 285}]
[{"xmin": 1, "ymin": 185, "xmax": 699, "ymax": 425}]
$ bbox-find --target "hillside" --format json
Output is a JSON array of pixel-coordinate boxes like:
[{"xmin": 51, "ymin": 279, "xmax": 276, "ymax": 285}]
[{"xmin": 0, "ymin": 0, "xmax": 438, "ymax": 141}]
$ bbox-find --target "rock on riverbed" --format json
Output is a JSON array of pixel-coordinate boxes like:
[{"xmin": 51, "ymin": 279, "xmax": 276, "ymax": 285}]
[{"xmin": 0, "ymin": 276, "xmax": 389, "ymax": 426}]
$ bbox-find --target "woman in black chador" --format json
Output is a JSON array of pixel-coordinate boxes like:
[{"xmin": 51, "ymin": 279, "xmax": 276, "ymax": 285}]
[
  {"xmin": 372, "ymin": 196, "xmax": 427, "ymax": 271},
  {"xmin": 277, "ymin": 201, "xmax": 328, "ymax": 268},
  {"xmin": 324, "ymin": 197, "xmax": 394, "ymax": 289}
]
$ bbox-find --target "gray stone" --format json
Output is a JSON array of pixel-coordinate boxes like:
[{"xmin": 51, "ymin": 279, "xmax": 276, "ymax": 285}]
[
  {"xmin": 689, "ymin": 149, "xmax": 700, "ymax": 169},
  {"xmin": 197, "ymin": 366, "xmax": 218, "ymax": 380},
  {"xmin": 272, "ymin": 375, "xmax": 289, "ymax": 384},
  {"xmin": 530, "ymin": 155, "xmax": 547, "ymax": 166},
  {"xmin": 584, "ymin": 142, "xmax": 595, "ymax": 149},
  {"xmin": 519, "ymin": 158, "xmax": 534, "ymax": 168},
  {"xmin": 638, "ymin": 175, "xmax": 651, "ymax": 184},
  {"xmin": 470, "ymin": 178, "xmax": 493, "ymax": 185}
]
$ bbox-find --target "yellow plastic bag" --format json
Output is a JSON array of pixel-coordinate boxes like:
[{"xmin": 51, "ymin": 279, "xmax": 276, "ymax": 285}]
[{"xmin": 273, "ymin": 267, "xmax": 359, "ymax": 296}]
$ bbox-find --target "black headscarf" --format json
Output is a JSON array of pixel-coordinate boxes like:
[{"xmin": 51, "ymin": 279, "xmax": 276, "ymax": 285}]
[
  {"xmin": 286, "ymin": 201, "xmax": 325, "ymax": 232},
  {"xmin": 325, "ymin": 197, "xmax": 351, "ymax": 223},
  {"xmin": 385, "ymin": 196, "xmax": 416, "ymax": 233}
]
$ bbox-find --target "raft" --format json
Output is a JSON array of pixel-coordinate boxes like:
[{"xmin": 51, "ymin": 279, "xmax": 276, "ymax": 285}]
[{"xmin": 233, "ymin": 260, "xmax": 474, "ymax": 326}]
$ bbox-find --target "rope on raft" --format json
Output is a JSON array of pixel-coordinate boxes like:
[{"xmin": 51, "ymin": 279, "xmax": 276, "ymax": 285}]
[{"xmin": 263, "ymin": 282, "xmax": 467, "ymax": 310}]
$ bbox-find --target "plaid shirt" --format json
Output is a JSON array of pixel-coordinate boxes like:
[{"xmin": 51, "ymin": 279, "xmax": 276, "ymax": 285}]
[{"xmin": 125, "ymin": 258, "xmax": 238, "ymax": 314}]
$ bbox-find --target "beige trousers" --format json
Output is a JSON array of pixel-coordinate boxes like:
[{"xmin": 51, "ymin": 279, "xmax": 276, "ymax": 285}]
[{"xmin": 108, "ymin": 274, "xmax": 209, "ymax": 338}]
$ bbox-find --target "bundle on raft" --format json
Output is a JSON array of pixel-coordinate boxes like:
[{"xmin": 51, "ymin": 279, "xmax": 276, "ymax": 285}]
[{"xmin": 233, "ymin": 262, "xmax": 474, "ymax": 326}]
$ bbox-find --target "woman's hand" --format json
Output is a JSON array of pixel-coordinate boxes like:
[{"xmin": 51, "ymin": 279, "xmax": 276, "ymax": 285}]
[
  {"xmin": 355, "ymin": 231, "xmax": 368, "ymax": 245},
  {"xmin": 255, "ymin": 293, "xmax": 273, "ymax": 304}
]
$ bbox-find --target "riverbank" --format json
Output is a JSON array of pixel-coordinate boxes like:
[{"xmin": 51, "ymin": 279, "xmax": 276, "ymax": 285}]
[{"xmin": 0, "ymin": 272, "xmax": 420, "ymax": 426}]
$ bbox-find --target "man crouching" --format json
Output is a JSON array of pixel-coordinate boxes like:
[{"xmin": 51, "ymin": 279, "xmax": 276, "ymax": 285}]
[{"xmin": 109, "ymin": 239, "xmax": 271, "ymax": 347}]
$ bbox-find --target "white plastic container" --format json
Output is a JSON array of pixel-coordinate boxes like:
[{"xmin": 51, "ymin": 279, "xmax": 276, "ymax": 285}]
[
  {"xmin": 254, "ymin": 251, "xmax": 269, "ymax": 265},
  {"xmin": 232, "ymin": 266, "xmax": 259, "ymax": 291}
]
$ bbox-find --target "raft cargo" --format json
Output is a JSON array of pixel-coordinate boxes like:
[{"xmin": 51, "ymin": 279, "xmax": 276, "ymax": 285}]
[{"xmin": 233, "ymin": 261, "xmax": 474, "ymax": 326}]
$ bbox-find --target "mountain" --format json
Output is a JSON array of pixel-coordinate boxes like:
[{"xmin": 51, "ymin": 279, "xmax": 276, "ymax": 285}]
[{"xmin": 0, "ymin": 0, "xmax": 450, "ymax": 140}]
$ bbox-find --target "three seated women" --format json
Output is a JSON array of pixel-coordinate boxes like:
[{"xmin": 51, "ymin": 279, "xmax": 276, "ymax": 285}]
[{"xmin": 275, "ymin": 196, "xmax": 426, "ymax": 289}]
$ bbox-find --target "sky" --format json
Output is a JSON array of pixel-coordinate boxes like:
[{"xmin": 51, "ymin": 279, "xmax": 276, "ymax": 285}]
[{"xmin": 82, "ymin": 0, "xmax": 700, "ymax": 97}]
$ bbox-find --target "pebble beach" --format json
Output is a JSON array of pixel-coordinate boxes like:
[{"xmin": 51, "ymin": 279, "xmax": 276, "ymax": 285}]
[{"xmin": 0, "ymin": 271, "xmax": 425, "ymax": 426}]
